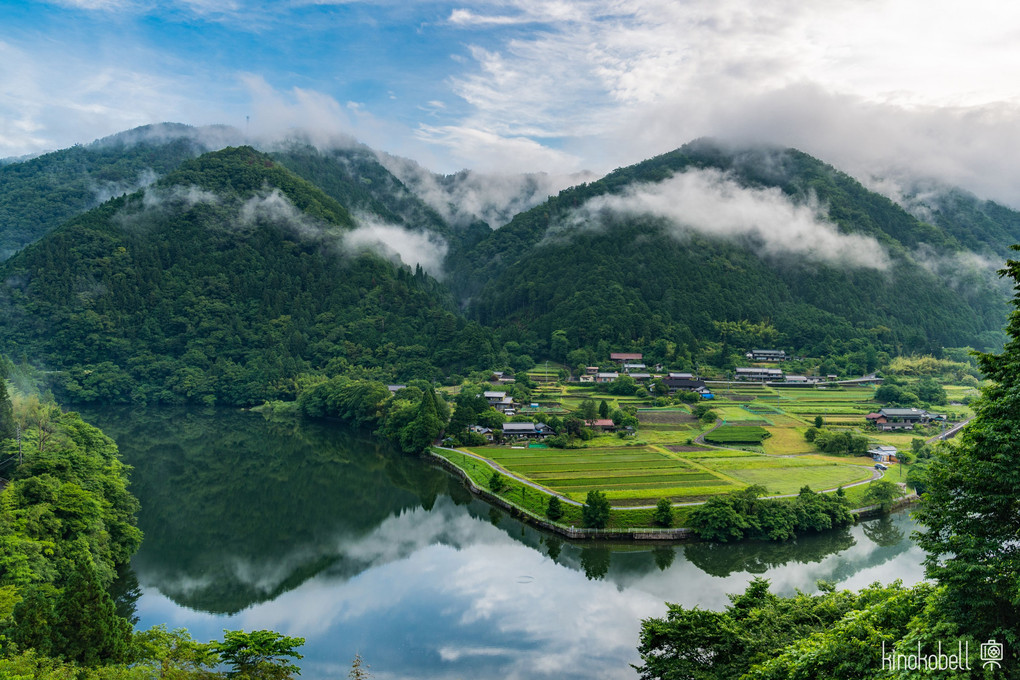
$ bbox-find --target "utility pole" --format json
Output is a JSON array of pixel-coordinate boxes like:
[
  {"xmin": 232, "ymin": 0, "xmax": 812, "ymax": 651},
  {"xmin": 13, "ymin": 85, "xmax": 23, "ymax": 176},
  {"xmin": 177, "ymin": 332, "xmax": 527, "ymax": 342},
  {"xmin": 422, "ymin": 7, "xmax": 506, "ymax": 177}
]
[{"xmin": 15, "ymin": 422, "xmax": 21, "ymax": 465}]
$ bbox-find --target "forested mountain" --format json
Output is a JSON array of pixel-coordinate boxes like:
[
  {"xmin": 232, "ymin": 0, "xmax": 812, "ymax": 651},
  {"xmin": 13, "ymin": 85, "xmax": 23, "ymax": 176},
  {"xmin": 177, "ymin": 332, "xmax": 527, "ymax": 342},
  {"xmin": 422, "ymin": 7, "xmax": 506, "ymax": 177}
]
[
  {"xmin": 0, "ymin": 146, "xmax": 495, "ymax": 405},
  {"xmin": 447, "ymin": 139, "xmax": 1012, "ymax": 366},
  {"xmin": 0, "ymin": 123, "xmax": 240, "ymax": 260},
  {"xmin": 1, "ymin": 130, "xmax": 1016, "ymax": 402},
  {"xmin": 891, "ymin": 180, "xmax": 1020, "ymax": 260},
  {"xmin": 270, "ymin": 142, "xmax": 492, "ymax": 252}
]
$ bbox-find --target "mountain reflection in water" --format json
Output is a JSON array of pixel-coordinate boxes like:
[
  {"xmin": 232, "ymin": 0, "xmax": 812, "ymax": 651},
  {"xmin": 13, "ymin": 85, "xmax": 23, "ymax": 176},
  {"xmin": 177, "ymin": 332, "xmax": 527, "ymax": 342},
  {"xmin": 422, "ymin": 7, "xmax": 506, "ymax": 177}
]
[{"xmin": 84, "ymin": 407, "xmax": 927, "ymax": 680}]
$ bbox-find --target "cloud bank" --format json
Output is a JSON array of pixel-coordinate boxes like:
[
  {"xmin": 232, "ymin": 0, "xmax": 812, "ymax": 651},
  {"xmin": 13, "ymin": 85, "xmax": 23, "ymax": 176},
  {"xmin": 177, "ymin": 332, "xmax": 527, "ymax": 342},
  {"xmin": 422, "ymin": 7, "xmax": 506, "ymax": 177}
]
[
  {"xmin": 380, "ymin": 152, "xmax": 593, "ymax": 228},
  {"xmin": 572, "ymin": 168, "xmax": 890, "ymax": 269},
  {"xmin": 239, "ymin": 189, "xmax": 448, "ymax": 276}
]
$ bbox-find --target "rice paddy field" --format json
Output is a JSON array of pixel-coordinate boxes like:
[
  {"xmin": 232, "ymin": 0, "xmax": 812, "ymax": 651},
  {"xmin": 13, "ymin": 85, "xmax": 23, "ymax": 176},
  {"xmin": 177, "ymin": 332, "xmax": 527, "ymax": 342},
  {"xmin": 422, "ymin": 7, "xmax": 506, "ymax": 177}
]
[{"xmin": 469, "ymin": 445, "xmax": 740, "ymax": 506}]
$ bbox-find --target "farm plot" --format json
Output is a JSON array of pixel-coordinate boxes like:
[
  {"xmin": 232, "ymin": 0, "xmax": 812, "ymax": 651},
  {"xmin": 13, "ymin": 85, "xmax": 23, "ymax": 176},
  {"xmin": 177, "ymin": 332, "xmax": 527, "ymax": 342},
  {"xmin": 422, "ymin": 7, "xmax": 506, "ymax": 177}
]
[
  {"xmin": 703, "ymin": 456, "xmax": 873, "ymax": 495},
  {"xmin": 470, "ymin": 445, "xmax": 736, "ymax": 503},
  {"xmin": 704, "ymin": 425, "xmax": 771, "ymax": 444},
  {"xmin": 761, "ymin": 426, "xmax": 816, "ymax": 455},
  {"xmin": 637, "ymin": 408, "xmax": 695, "ymax": 424}
]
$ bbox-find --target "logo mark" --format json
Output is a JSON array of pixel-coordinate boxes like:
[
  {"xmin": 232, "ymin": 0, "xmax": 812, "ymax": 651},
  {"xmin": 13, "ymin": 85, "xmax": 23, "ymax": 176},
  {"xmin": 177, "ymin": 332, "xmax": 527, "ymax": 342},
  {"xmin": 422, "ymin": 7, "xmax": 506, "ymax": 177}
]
[{"xmin": 981, "ymin": 639, "xmax": 1004, "ymax": 669}]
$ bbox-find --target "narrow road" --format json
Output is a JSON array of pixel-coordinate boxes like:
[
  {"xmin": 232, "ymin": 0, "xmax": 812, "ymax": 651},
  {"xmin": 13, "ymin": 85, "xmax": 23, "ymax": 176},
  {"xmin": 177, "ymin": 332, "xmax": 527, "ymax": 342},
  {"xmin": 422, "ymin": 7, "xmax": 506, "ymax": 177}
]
[{"xmin": 927, "ymin": 417, "xmax": 973, "ymax": 443}]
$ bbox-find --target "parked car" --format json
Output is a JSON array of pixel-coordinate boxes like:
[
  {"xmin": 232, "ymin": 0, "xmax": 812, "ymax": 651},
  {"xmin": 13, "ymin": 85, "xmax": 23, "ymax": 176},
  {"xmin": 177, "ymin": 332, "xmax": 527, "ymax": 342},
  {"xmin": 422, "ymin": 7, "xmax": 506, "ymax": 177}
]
[{"xmin": 874, "ymin": 463, "xmax": 888, "ymax": 471}]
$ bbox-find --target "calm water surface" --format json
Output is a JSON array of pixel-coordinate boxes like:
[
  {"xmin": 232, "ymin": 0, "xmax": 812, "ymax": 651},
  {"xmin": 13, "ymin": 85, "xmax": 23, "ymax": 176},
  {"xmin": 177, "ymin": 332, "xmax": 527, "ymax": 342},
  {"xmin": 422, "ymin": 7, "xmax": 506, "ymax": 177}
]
[{"xmin": 84, "ymin": 407, "xmax": 927, "ymax": 680}]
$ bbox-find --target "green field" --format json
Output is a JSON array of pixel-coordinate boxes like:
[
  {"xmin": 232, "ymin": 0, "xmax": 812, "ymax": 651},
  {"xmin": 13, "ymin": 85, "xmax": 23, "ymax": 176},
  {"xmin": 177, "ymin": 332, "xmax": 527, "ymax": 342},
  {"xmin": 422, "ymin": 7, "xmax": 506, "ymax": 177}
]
[
  {"xmin": 704, "ymin": 425, "xmax": 771, "ymax": 444},
  {"xmin": 470, "ymin": 445, "xmax": 738, "ymax": 501}
]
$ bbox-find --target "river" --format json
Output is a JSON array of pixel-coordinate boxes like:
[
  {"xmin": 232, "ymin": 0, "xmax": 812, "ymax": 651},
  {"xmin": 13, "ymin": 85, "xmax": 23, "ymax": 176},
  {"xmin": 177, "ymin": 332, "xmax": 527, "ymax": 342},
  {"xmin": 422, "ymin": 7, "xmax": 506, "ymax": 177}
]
[{"xmin": 82, "ymin": 406, "xmax": 927, "ymax": 680}]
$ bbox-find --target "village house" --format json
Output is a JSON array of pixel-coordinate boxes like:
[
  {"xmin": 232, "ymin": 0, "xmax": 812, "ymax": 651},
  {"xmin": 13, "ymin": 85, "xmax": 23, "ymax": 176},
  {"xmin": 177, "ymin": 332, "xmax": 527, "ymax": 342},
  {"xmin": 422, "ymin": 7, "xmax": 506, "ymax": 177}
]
[
  {"xmin": 746, "ymin": 349, "xmax": 787, "ymax": 362},
  {"xmin": 596, "ymin": 371, "xmax": 619, "ymax": 383},
  {"xmin": 469, "ymin": 425, "xmax": 494, "ymax": 442},
  {"xmin": 628, "ymin": 372, "xmax": 652, "ymax": 381},
  {"xmin": 778, "ymin": 375, "xmax": 817, "ymax": 387},
  {"xmin": 489, "ymin": 371, "xmax": 515, "ymax": 385},
  {"xmin": 585, "ymin": 419, "xmax": 617, "ymax": 432},
  {"xmin": 865, "ymin": 408, "xmax": 931, "ymax": 431},
  {"xmin": 484, "ymin": 391, "xmax": 516, "ymax": 414},
  {"xmin": 502, "ymin": 422, "xmax": 554, "ymax": 438},
  {"xmin": 668, "ymin": 372, "xmax": 694, "ymax": 380},
  {"xmin": 735, "ymin": 367, "xmax": 784, "ymax": 381},
  {"xmin": 622, "ymin": 362, "xmax": 647, "ymax": 373},
  {"xmin": 868, "ymin": 445, "xmax": 898, "ymax": 462},
  {"xmin": 610, "ymin": 352, "xmax": 643, "ymax": 363},
  {"xmin": 664, "ymin": 377, "xmax": 707, "ymax": 394}
]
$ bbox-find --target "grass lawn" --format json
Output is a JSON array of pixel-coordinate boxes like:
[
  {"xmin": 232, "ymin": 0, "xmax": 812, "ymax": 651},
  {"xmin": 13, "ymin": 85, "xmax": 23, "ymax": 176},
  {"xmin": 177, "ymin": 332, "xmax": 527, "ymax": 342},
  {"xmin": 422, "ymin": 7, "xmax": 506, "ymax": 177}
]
[
  {"xmin": 762, "ymin": 426, "xmax": 816, "ymax": 455},
  {"xmin": 868, "ymin": 431, "xmax": 930, "ymax": 447}
]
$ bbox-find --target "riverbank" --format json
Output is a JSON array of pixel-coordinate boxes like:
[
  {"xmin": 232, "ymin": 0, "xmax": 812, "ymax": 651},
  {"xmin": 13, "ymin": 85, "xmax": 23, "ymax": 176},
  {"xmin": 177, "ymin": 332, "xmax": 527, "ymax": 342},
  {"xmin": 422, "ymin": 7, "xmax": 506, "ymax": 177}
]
[{"xmin": 428, "ymin": 447, "xmax": 917, "ymax": 542}]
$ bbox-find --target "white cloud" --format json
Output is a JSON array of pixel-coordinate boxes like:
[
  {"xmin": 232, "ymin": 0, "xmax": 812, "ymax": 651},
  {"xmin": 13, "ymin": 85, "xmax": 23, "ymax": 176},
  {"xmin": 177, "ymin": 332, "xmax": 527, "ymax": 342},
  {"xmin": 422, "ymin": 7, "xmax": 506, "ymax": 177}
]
[
  {"xmin": 569, "ymin": 167, "xmax": 891, "ymax": 269},
  {"xmin": 344, "ymin": 216, "xmax": 448, "ymax": 277},
  {"xmin": 415, "ymin": 124, "xmax": 582, "ymax": 174},
  {"xmin": 0, "ymin": 38, "xmax": 235, "ymax": 159},
  {"xmin": 10, "ymin": 0, "xmax": 1020, "ymax": 209},
  {"xmin": 440, "ymin": 0, "xmax": 1020, "ymax": 205},
  {"xmin": 380, "ymin": 151, "xmax": 593, "ymax": 228}
]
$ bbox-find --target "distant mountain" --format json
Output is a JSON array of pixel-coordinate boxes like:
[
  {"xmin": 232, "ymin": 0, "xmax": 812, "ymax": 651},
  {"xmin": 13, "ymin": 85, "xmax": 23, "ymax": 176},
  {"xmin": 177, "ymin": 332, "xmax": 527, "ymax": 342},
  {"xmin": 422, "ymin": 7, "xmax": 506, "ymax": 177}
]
[
  {"xmin": 0, "ymin": 123, "xmax": 244, "ymax": 260},
  {"xmin": 448, "ymin": 139, "xmax": 1010, "ymax": 366},
  {"xmin": 378, "ymin": 152, "xmax": 593, "ymax": 230},
  {"xmin": 269, "ymin": 142, "xmax": 491, "ymax": 253},
  {"xmin": 0, "ymin": 146, "xmax": 494, "ymax": 405},
  {"xmin": 888, "ymin": 180, "xmax": 1020, "ymax": 260}
]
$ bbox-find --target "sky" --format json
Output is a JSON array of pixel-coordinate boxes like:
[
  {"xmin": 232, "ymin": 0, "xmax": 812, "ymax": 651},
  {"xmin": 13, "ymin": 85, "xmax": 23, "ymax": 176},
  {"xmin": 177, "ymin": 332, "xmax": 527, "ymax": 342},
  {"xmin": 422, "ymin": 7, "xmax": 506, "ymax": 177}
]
[{"xmin": 4, "ymin": 0, "xmax": 1020, "ymax": 205}]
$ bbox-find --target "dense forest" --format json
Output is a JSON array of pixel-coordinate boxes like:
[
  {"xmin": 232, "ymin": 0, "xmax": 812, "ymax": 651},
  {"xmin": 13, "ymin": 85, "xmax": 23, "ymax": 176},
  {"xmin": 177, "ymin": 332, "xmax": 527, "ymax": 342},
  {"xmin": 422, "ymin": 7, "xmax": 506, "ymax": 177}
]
[
  {"xmin": 0, "ymin": 124, "xmax": 229, "ymax": 260},
  {"xmin": 0, "ymin": 374, "xmax": 314, "ymax": 678},
  {"xmin": 446, "ymin": 139, "xmax": 1012, "ymax": 364},
  {"xmin": 0, "ymin": 146, "xmax": 495, "ymax": 406}
]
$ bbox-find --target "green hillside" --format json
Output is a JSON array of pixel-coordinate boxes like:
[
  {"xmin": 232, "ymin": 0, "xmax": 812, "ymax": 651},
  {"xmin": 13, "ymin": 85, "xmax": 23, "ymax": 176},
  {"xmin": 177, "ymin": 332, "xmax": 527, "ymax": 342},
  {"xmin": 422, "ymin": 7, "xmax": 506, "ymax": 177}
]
[
  {"xmin": 0, "ymin": 146, "xmax": 495, "ymax": 405},
  {"xmin": 271, "ymin": 142, "xmax": 491, "ymax": 251},
  {"xmin": 0, "ymin": 123, "xmax": 224, "ymax": 260},
  {"xmin": 450, "ymin": 139, "xmax": 1010, "ymax": 364}
]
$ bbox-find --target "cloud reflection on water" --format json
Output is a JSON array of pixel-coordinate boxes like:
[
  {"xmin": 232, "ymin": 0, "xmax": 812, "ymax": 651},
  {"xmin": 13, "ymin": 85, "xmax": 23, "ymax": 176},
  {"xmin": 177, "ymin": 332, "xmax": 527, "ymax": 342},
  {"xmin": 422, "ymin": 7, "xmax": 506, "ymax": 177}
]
[{"xmin": 132, "ymin": 501, "xmax": 924, "ymax": 680}]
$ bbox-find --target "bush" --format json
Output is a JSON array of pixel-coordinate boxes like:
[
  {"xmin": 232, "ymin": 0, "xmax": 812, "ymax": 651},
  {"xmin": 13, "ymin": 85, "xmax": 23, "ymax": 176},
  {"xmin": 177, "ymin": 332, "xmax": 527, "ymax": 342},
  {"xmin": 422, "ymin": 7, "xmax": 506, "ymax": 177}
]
[
  {"xmin": 462, "ymin": 431, "xmax": 488, "ymax": 446},
  {"xmin": 582, "ymin": 490, "xmax": 611, "ymax": 529},
  {"xmin": 489, "ymin": 471, "xmax": 506, "ymax": 492},
  {"xmin": 653, "ymin": 498, "xmax": 674, "ymax": 527},
  {"xmin": 546, "ymin": 496, "xmax": 564, "ymax": 521}
]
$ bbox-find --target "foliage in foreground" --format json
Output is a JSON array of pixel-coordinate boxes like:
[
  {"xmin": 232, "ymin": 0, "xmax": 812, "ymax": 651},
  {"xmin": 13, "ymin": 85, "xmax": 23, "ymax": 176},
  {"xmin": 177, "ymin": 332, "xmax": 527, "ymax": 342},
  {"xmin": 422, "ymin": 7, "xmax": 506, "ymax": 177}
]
[
  {"xmin": 637, "ymin": 578, "xmax": 936, "ymax": 680},
  {"xmin": 0, "ymin": 391, "xmax": 312, "ymax": 679}
]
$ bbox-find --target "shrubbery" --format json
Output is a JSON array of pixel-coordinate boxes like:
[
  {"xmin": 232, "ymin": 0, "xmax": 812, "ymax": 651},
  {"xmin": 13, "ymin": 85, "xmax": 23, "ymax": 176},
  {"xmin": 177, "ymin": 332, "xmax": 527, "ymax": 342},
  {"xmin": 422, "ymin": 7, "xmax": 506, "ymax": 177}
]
[{"xmin": 689, "ymin": 485, "xmax": 853, "ymax": 542}]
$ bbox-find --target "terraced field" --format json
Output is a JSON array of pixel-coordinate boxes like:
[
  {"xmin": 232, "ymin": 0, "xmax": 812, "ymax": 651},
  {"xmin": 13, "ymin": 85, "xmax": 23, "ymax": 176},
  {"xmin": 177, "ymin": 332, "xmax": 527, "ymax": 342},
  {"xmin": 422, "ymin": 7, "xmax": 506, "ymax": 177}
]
[
  {"xmin": 470, "ymin": 446, "xmax": 737, "ymax": 504},
  {"xmin": 702, "ymin": 455, "xmax": 873, "ymax": 494},
  {"xmin": 704, "ymin": 425, "xmax": 771, "ymax": 444}
]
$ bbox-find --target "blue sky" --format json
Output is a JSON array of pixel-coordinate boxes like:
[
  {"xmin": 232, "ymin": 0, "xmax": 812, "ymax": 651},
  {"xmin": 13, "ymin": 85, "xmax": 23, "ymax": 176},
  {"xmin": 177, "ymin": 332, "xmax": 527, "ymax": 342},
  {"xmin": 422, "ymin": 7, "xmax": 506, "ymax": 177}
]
[{"xmin": 4, "ymin": 0, "xmax": 1020, "ymax": 204}]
